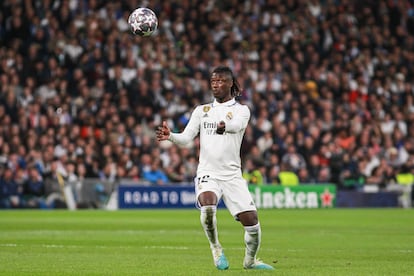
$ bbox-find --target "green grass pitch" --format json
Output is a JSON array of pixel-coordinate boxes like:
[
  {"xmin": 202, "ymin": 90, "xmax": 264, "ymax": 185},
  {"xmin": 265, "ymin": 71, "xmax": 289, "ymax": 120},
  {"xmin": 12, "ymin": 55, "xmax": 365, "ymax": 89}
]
[{"xmin": 0, "ymin": 209, "xmax": 413, "ymax": 275}]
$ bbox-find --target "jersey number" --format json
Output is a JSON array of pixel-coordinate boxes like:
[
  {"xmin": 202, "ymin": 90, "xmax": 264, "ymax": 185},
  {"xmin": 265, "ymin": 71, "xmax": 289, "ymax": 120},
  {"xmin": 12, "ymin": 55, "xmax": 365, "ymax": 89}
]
[{"xmin": 197, "ymin": 175, "xmax": 210, "ymax": 184}]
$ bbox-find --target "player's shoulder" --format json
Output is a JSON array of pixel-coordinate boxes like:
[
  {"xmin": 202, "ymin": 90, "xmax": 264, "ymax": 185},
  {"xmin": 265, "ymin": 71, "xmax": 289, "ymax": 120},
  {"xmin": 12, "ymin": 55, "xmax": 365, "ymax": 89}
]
[
  {"xmin": 234, "ymin": 101, "xmax": 251, "ymax": 112},
  {"xmin": 192, "ymin": 103, "xmax": 213, "ymax": 114},
  {"xmin": 234, "ymin": 101, "xmax": 249, "ymax": 108},
  {"xmin": 196, "ymin": 102, "xmax": 213, "ymax": 110}
]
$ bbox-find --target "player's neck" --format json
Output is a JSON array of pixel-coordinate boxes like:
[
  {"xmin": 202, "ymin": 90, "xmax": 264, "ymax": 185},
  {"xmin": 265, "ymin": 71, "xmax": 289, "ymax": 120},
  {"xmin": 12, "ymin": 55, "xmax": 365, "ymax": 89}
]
[{"xmin": 215, "ymin": 95, "xmax": 232, "ymax": 103}]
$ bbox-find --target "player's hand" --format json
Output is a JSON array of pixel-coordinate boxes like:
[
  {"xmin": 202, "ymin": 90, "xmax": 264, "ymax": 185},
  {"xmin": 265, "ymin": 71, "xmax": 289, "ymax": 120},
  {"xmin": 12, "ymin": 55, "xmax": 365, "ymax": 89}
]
[
  {"xmin": 156, "ymin": 121, "xmax": 171, "ymax": 141},
  {"xmin": 216, "ymin": 121, "xmax": 226, "ymax": 135}
]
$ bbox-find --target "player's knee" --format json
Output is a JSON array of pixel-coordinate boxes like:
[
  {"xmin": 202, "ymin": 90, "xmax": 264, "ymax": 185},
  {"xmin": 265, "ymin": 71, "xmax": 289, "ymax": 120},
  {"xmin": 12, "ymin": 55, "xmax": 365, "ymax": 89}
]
[
  {"xmin": 198, "ymin": 191, "xmax": 217, "ymax": 206},
  {"xmin": 237, "ymin": 211, "xmax": 258, "ymax": 226}
]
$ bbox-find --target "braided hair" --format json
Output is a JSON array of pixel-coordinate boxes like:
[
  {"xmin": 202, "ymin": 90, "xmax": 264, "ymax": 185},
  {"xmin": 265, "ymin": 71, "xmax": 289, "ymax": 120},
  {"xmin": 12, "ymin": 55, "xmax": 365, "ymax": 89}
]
[{"xmin": 211, "ymin": 66, "xmax": 242, "ymax": 97}]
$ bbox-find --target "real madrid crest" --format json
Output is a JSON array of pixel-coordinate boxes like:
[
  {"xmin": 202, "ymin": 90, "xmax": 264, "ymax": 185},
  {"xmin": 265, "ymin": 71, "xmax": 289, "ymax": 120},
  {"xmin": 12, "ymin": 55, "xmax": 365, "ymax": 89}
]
[
  {"xmin": 226, "ymin": 112, "xmax": 233, "ymax": 120},
  {"xmin": 203, "ymin": 106, "xmax": 211, "ymax": 113}
]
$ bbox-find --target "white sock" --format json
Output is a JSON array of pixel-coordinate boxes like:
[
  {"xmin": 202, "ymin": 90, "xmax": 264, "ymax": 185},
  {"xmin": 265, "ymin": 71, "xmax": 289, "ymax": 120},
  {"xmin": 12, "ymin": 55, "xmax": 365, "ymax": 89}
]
[
  {"xmin": 200, "ymin": 205, "xmax": 220, "ymax": 249},
  {"xmin": 244, "ymin": 223, "xmax": 261, "ymax": 264}
]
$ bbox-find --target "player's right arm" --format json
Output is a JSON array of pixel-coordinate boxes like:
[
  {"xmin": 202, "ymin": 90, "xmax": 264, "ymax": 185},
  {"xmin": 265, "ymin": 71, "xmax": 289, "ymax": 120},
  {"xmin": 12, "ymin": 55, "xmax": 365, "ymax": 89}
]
[{"xmin": 156, "ymin": 106, "xmax": 201, "ymax": 146}]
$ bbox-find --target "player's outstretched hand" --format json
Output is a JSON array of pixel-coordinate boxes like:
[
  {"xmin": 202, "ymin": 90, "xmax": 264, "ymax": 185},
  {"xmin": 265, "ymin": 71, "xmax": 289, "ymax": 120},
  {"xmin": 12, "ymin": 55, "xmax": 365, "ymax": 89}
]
[
  {"xmin": 156, "ymin": 121, "xmax": 171, "ymax": 141},
  {"xmin": 216, "ymin": 121, "xmax": 226, "ymax": 135}
]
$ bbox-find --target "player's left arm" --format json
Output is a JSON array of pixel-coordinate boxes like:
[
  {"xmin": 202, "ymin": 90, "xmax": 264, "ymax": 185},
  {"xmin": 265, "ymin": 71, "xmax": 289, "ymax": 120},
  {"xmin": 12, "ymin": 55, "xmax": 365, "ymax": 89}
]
[{"xmin": 219, "ymin": 105, "xmax": 250, "ymax": 134}]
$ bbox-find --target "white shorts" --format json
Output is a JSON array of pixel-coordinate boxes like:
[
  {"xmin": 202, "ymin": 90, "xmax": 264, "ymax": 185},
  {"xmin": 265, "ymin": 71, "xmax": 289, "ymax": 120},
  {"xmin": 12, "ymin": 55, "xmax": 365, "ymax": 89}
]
[{"xmin": 194, "ymin": 174, "xmax": 257, "ymax": 219}]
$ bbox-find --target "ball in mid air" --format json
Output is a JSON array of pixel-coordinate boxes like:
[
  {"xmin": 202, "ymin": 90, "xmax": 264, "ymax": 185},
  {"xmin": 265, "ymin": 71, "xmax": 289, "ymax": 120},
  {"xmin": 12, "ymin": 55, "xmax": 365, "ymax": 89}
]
[{"xmin": 128, "ymin": 7, "xmax": 158, "ymax": 37}]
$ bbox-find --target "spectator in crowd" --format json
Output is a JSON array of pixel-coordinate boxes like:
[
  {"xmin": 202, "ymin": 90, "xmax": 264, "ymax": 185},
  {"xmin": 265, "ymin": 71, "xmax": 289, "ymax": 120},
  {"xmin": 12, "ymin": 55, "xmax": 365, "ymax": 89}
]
[
  {"xmin": 0, "ymin": 166, "xmax": 22, "ymax": 208},
  {"xmin": 23, "ymin": 166, "xmax": 47, "ymax": 208},
  {"xmin": 243, "ymin": 159, "xmax": 264, "ymax": 186},
  {"xmin": 297, "ymin": 168, "xmax": 312, "ymax": 184},
  {"xmin": 276, "ymin": 162, "xmax": 299, "ymax": 187},
  {"xmin": 142, "ymin": 159, "xmax": 169, "ymax": 185},
  {"xmin": 281, "ymin": 144, "xmax": 307, "ymax": 173},
  {"xmin": 316, "ymin": 166, "xmax": 332, "ymax": 184}
]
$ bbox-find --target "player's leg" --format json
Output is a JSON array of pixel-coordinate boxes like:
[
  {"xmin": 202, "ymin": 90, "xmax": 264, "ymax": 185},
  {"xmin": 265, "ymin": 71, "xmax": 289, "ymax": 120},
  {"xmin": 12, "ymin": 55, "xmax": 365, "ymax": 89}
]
[
  {"xmin": 198, "ymin": 191, "xmax": 220, "ymax": 250},
  {"xmin": 237, "ymin": 211, "xmax": 273, "ymax": 269},
  {"xmin": 222, "ymin": 177, "xmax": 274, "ymax": 270},
  {"xmin": 238, "ymin": 211, "xmax": 260, "ymax": 264},
  {"xmin": 195, "ymin": 176, "xmax": 229, "ymax": 270}
]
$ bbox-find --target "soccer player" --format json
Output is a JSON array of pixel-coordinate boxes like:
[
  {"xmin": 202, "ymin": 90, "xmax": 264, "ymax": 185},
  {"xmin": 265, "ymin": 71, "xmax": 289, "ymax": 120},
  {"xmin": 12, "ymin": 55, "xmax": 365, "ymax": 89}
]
[{"xmin": 156, "ymin": 66, "xmax": 274, "ymax": 270}]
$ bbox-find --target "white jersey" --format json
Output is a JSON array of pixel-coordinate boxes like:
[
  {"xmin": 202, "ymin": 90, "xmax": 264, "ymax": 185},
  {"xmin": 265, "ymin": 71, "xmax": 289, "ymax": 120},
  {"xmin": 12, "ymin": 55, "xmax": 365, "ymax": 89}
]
[{"xmin": 169, "ymin": 98, "xmax": 250, "ymax": 180}]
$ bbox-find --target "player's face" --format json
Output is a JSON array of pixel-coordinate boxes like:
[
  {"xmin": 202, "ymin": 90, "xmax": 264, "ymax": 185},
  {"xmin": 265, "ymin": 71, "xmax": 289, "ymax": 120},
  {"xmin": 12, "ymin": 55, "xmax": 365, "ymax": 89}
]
[{"xmin": 210, "ymin": 72, "xmax": 232, "ymax": 102}]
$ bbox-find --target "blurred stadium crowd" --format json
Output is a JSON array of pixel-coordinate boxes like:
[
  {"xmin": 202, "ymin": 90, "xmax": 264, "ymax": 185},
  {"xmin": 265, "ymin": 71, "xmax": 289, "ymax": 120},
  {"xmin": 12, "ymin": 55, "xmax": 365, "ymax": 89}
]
[{"xmin": 1, "ymin": 0, "xmax": 414, "ymax": 208}]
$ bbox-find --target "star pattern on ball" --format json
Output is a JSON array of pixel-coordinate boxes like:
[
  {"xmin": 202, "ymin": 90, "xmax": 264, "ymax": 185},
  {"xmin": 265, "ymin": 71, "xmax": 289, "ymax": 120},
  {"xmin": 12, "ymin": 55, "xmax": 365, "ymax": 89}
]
[{"xmin": 128, "ymin": 8, "xmax": 158, "ymax": 37}]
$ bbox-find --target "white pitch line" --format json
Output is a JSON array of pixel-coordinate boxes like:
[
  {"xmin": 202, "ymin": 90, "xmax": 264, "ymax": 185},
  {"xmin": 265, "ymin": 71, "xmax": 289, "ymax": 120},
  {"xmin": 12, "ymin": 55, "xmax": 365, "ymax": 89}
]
[
  {"xmin": 143, "ymin": 246, "xmax": 189, "ymax": 250},
  {"xmin": 0, "ymin": 243, "xmax": 189, "ymax": 250},
  {"xmin": 0, "ymin": 229, "xmax": 201, "ymax": 235}
]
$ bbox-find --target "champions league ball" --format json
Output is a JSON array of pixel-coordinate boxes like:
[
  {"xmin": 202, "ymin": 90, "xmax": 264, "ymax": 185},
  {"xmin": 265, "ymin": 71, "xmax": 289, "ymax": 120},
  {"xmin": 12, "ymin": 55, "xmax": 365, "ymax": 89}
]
[{"xmin": 128, "ymin": 7, "xmax": 158, "ymax": 37}]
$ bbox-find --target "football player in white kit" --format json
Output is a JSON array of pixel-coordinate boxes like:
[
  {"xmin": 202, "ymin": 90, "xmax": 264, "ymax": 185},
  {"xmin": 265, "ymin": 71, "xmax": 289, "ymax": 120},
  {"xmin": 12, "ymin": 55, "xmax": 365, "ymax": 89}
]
[{"xmin": 156, "ymin": 66, "xmax": 274, "ymax": 270}]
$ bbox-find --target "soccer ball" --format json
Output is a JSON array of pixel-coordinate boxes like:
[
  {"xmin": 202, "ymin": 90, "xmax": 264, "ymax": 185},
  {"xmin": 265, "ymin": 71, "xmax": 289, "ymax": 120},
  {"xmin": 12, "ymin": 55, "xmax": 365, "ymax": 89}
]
[{"xmin": 128, "ymin": 7, "xmax": 158, "ymax": 37}]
